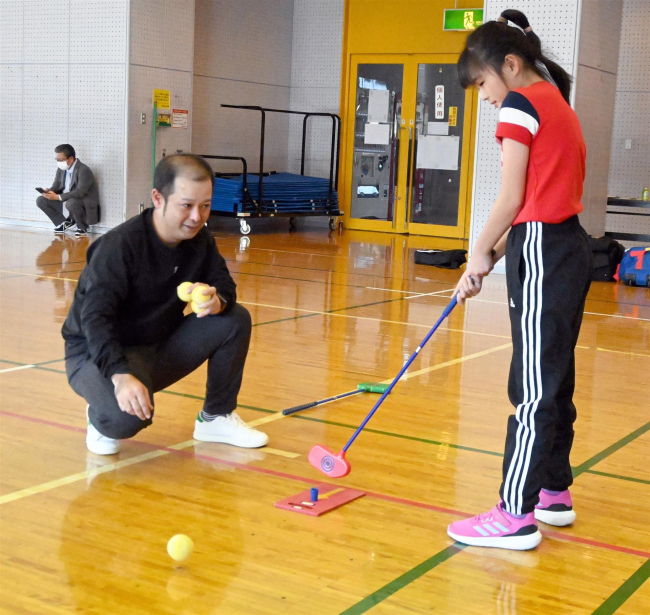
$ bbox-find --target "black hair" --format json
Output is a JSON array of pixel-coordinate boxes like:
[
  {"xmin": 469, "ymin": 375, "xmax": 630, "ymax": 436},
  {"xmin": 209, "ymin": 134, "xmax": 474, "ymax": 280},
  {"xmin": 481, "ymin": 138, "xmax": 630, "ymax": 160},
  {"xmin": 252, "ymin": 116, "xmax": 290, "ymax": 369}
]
[
  {"xmin": 458, "ymin": 9, "xmax": 572, "ymax": 104},
  {"xmin": 55, "ymin": 144, "xmax": 76, "ymax": 159},
  {"xmin": 153, "ymin": 153, "xmax": 215, "ymax": 201}
]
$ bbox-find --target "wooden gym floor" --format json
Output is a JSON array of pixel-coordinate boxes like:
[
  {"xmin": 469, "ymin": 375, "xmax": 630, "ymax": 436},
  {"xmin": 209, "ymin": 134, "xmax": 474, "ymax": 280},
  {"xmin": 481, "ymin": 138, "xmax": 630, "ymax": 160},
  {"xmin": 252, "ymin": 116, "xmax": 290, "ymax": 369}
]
[{"xmin": 0, "ymin": 223, "xmax": 648, "ymax": 614}]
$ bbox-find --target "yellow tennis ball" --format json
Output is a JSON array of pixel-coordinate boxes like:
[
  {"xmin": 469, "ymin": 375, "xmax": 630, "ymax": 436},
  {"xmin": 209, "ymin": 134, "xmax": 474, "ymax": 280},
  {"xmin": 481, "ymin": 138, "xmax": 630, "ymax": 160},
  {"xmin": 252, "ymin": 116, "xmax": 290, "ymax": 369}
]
[
  {"xmin": 167, "ymin": 534, "xmax": 194, "ymax": 562},
  {"xmin": 177, "ymin": 282, "xmax": 193, "ymax": 302},
  {"xmin": 191, "ymin": 285, "xmax": 210, "ymax": 304},
  {"xmin": 190, "ymin": 301, "xmax": 204, "ymax": 314}
]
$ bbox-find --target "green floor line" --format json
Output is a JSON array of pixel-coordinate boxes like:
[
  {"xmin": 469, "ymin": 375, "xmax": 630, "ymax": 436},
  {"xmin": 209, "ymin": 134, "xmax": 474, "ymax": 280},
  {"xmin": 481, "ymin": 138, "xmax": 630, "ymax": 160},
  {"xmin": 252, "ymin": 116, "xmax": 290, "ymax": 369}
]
[
  {"xmin": 339, "ymin": 544, "xmax": 466, "ymax": 615},
  {"xmin": 591, "ymin": 558, "xmax": 650, "ymax": 615},
  {"xmin": 34, "ymin": 366, "xmax": 67, "ymax": 374},
  {"xmin": 35, "ymin": 358, "xmax": 65, "ymax": 366},
  {"xmin": 5, "ymin": 364, "xmax": 649, "ymax": 486},
  {"xmin": 584, "ymin": 470, "xmax": 650, "ymax": 486},
  {"xmin": 155, "ymin": 392, "xmax": 650, "ymax": 484},
  {"xmin": 573, "ymin": 421, "xmax": 650, "ymax": 477}
]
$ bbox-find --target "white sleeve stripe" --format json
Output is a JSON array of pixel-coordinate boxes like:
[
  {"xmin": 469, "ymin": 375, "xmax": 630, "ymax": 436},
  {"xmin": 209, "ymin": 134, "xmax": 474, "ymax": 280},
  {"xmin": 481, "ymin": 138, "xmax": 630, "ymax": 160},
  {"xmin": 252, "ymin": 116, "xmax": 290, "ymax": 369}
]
[{"xmin": 498, "ymin": 107, "xmax": 539, "ymax": 136}]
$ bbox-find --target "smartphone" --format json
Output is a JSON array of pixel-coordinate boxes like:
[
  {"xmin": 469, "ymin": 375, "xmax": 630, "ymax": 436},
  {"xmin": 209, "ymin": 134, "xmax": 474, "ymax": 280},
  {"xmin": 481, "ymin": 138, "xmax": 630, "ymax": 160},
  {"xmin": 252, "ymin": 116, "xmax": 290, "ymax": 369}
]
[{"xmin": 35, "ymin": 187, "xmax": 45, "ymax": 194}]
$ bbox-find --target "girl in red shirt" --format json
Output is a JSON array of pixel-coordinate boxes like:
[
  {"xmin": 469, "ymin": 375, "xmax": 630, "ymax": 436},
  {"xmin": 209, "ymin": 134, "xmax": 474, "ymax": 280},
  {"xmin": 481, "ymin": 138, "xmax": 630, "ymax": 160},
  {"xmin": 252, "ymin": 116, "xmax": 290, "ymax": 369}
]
[{"xmin": 447, "ymin": 10, "xmax": 592, "ymax": 550}]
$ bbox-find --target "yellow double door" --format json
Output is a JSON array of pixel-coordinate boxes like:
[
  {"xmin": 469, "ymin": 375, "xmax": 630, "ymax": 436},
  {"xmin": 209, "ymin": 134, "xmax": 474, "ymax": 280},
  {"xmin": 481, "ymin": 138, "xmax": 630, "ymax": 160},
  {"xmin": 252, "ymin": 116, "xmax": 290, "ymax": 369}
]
[{"xmin": 343, "ymin": 53, "xmax": 477, "ymax": 239}]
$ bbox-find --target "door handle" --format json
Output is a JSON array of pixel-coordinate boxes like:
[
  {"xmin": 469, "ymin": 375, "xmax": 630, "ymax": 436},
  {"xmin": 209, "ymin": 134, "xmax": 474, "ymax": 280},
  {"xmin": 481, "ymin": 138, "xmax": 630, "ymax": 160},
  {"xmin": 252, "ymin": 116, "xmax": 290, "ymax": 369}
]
[{"xmin": 403, "ymin": 126, "xmax": 414, "ymax": 231}]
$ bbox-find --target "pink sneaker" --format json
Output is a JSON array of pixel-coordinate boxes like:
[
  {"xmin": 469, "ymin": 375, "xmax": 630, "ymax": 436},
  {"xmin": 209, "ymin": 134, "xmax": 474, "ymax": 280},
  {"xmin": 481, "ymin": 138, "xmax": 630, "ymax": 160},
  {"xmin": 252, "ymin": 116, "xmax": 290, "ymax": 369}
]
[
  {"xmin": 447, "ymin": 503, "xmax": 542, "ymax": 550},
  {"xmin": 535, "ymin": 489, "xmax": 576, "ymax": 526}
]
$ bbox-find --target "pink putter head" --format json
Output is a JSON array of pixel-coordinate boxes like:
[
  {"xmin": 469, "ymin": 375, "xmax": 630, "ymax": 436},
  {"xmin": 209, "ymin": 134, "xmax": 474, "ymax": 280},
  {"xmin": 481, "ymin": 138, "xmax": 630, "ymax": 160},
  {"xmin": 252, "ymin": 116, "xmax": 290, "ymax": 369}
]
[{"xmin": 308, "ymin": 445, "xmax": 351, "ymax": 478}]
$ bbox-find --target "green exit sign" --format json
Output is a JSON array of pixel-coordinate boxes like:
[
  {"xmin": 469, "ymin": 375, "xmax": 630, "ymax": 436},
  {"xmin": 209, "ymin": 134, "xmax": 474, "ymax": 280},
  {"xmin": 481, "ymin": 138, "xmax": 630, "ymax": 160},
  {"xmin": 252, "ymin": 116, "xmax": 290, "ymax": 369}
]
[{"xmin": 444, "ymin": 9, "xmax": 484, "ymax": 31}]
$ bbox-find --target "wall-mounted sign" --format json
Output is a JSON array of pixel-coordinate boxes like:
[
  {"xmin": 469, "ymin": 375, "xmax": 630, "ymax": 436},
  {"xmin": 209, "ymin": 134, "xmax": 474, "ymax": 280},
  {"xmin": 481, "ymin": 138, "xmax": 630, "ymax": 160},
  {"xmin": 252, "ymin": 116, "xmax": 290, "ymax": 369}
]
[
  {"xmin": 443, "ymin": 9, "xmax": 483, "ymax": 31},
  {"xmin": 153, "ymin": 89, "xmax": 171, "ymax": 108},
  {"xmin": 449, "ymin": 106, "xmax": 458, "ymax": 127},
  {"xmin": 172, "ymin": 109, "xmax": 189, "ymax": 128},
  {"xmin": 435, "ymin": 85, "xmax": 445, "ymax": 119}
]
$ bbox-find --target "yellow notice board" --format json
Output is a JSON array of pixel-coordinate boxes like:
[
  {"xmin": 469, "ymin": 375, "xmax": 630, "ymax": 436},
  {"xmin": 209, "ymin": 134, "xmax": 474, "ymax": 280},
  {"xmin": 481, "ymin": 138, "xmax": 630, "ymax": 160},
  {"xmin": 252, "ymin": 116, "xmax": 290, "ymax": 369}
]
[{"xmin": 153, "ymin": 89, "xmax": 171, "ymax": 108}]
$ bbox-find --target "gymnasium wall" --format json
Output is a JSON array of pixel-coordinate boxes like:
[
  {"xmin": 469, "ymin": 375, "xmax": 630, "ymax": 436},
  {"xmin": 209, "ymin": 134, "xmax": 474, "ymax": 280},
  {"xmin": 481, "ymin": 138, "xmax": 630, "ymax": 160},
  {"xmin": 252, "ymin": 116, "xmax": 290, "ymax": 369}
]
[
  {"xmin": 605, "ymin": 0, "xmax": 650, "ymax": 242},
  {"xmin": 126, "ymin": 0, "xmax": 195, "ymax": 220},
  {"xmin": 573, "ymin": 0, "xmax": 623, "ymax": 237},
  {"xmin": 0, "ymin": 0, "xmax": 129, "ymax": 230},
  {"xmin": 191, "ymin": 0, "xmax": 294, "ymax": 178}
]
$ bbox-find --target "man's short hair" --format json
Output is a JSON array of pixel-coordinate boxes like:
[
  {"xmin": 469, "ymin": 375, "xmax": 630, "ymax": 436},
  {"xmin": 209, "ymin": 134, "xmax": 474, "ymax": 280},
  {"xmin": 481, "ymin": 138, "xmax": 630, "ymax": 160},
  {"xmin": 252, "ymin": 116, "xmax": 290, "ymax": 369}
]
[
  {"xmin": 55, "ymin": 144, "xmax": 76, "ymax": 159},
  {"xmin": 153, "ymin": 154, "xmax": 215, "ymax": 200}
]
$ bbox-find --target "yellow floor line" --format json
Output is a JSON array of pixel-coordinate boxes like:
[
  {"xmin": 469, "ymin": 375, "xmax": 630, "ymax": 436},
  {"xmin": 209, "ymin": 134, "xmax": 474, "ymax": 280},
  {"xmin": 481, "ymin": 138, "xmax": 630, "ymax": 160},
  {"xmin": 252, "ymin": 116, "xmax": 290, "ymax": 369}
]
[
  {"xmin": 395, "ymin": 343, "xmax": 513, "ymax": 382},
  {"xmin": 248, "ymin": 413, "xmax": 286, "ymax": 428},
  {"xmin": 0, "ymin": 450, "xmax": 168, "ymax": 505},
  {"xmin": 168, "ymin": 439, "xmax": 299, "ymax": 458},
  {"xmin": 0, "ymin": 269, "xmax": 79, "ymax": 283},
  {"xmin": 248, "ymin": 342, "xmax": 514, "ymax": 431},
  {"xmin": 596, "ymin": 347, "xmax": 650, "ymax": 358},
  {"xmin": 0, "ymin": 434, "xmax": 299, "ymax": 505}
]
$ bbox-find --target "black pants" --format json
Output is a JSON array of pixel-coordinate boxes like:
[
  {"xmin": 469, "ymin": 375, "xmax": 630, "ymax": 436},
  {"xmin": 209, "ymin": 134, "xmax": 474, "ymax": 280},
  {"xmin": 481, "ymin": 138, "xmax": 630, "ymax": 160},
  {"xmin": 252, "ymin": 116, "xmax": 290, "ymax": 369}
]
[
  {"xmin": 500, "ymin": 216, "xmax": 592, "ymax": 515},
  {"xmin": 36, "ymin": 195, "xmax": 90, "ymax": 231},
  {"xmin": 66, "ymin": 304, "xmax": 252, "ymax": 439}
]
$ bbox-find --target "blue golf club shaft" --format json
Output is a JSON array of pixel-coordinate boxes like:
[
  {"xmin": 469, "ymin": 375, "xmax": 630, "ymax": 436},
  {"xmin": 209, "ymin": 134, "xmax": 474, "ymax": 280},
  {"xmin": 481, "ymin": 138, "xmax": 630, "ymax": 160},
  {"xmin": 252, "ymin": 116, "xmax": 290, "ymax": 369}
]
[{"xmin": 342, "ymin": 296, "xmax": 458, "ymax": 453}]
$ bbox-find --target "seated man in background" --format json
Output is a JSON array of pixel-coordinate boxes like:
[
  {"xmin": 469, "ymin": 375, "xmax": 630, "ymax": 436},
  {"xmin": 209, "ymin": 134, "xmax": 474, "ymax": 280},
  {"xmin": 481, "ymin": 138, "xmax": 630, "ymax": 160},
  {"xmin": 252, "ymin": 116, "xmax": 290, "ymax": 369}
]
[
  {"xmin": 62, "ymin": 153, "xmax": 268, "ymax": 455},
  {"xmin": 36, "ymin": 144, "xmax": 100, "ymax": 237}
]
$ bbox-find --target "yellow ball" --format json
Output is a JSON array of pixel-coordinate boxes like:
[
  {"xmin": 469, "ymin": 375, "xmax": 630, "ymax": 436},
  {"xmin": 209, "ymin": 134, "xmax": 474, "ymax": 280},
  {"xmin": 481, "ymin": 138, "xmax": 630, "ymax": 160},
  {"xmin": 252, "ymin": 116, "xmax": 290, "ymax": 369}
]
[
  {"xmin": 167, "ymin": 534, "xmax": 194, "ymax": 562},
  {"xmin": 190, "ymin": 301, "xmax": 204, "ymax": 314},
  {"xmin": 191, "ymin": 285, "xmax": 210, "ymax": 304},
  {"xmin": 177, "ymin": 282, "xmax": 193, "ymax": 302}
]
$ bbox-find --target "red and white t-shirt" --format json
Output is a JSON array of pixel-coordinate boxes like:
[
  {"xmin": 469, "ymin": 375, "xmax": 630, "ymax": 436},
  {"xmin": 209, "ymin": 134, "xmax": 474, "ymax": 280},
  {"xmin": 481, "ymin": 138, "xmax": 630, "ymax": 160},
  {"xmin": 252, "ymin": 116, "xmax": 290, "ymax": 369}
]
[{"xmin": 495, "ymin": 81, "xmax": 586, "ymax": 225}]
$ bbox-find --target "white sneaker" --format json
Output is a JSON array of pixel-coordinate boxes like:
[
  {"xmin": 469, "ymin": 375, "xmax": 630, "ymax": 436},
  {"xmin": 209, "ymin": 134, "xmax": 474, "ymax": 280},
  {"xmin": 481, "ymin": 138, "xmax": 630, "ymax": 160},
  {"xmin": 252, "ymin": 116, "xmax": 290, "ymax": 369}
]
[
  {"xmin": 193, "ymin": 411, "xmax": 269, "ymax": 448},
  {"xmin": 86, "ymin": 406, "xmax": 120, "ymax": 455}
]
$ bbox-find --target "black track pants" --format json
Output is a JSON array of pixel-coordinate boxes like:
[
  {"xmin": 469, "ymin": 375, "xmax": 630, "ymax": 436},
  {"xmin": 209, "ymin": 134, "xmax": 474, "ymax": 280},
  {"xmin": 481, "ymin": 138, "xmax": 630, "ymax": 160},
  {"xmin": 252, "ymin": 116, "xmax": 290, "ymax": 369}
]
[{"xmin": 500, "ymin": 216, "xmax": 592, "ymax": 515}]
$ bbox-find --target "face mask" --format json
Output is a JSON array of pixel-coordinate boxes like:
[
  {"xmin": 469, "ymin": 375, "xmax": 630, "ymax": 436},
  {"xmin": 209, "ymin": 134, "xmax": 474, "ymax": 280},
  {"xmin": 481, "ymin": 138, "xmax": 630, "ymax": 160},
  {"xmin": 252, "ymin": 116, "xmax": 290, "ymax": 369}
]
[{"xmin": 57, "ymin": 161, "xmax": 69, "ymax": 171}]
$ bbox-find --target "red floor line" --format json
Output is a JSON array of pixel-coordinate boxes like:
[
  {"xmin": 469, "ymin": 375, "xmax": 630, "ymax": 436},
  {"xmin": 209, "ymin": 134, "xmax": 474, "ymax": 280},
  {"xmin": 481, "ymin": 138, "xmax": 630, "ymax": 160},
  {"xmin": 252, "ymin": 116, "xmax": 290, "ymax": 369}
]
[{"xmin": 3, "ymin": 410, "xmax": 649, "ymax": 560}]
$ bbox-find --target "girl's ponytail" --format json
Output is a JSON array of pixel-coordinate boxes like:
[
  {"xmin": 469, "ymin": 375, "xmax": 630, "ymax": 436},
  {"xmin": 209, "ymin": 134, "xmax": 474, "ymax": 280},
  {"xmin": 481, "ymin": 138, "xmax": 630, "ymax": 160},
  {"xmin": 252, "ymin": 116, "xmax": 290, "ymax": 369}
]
[
  {"xmin": 459, "ymin": 9, "xmax": 572, "ymax": 105},
  {"xmin": 498, "ymin": 9, "xmax": 572, "ymax": 104}
]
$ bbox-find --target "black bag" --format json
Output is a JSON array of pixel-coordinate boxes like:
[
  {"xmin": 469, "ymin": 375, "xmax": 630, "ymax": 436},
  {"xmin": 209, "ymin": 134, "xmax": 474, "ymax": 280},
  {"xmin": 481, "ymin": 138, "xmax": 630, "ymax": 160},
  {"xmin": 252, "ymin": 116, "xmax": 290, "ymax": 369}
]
[
  {"xmin": 414, "ymin": 249, "xmax": 467, "ymax": 269},
  {"xmin": 589, "ymin": 236, "xmax": 625, "ymax": 282}
]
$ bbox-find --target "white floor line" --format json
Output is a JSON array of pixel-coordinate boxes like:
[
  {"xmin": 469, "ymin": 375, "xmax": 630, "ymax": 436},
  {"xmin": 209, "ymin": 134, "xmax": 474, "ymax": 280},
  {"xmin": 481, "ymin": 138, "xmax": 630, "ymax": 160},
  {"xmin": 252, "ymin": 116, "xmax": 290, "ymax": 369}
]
[
  {"xmin": 0, "ymin": 364, "xmax": 35, "ymax": 374},
  {"xmin": 453, "ymin": 296, "xmax": 650, "ymax": 321},
  {"xmin": 365, "ymin": 287, "xmax": 423, "ymax": 294}
]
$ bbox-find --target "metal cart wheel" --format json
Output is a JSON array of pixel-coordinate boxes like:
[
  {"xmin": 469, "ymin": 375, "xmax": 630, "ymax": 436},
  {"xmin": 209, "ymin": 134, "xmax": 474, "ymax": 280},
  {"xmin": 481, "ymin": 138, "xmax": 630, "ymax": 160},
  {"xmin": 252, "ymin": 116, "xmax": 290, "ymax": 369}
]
[
  {"xmin": 239, "ymin": 219, "xmax": 251, "ymax": 235},
  {"xmin": 329, "ymin": 217, "xmax": 337, "ymax": 231}
]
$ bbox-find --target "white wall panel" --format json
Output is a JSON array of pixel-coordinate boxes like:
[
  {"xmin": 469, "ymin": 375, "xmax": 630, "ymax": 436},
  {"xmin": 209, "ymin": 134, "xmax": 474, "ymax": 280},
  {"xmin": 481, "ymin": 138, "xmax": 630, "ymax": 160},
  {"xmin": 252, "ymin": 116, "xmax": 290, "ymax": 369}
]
[
  {"xmin": 70, "ymin": 64, "xmax": 126, "ymax": 228},
  {"xmin": 0, "ymin": 66, "xmax": 23, "ymax": 217},
  {"xmin": 608, "ymin": 0, "xmax": 650, "ymax": 200},
  {"xmin": 130, "ymin": 0, "xmax": 195, "ymax": 72},
  {"xmin": 193, "ymin": 0, "xmax": 293, "ymax": 86},
  {"xmin": 288, "ymin": 0, "xmax": 343, "ymax": 181},
  {"xmin": 71, "ymin": 0, "xmax": 128, "ymax": 64},
  {"xmin": 23, "ymin": 0, "xmax": 69, "ymax": 64},
  {"xmin": 470, "ymin": 1, "xmax": 581, "ymax": 268},
  {"xmin": 1, "ymin": 1, "xmax": 129, "ymax": 228},
  {"xmin": 574, "ymin": 0, "xmax": 622, "ymax": 236},
  {"xmin": 22, "ymin": 64, "xmax": 69, "ymax": 222},
  {"xmin": 0, "ymin": 0, "xmax": 23, "ymax": 62},
  {"xmin": 192, "ymin": 76, "xmax": 290, "ymax": 174},
  {"xmin": 127, "ymin": 66, "xmax": 193, "ymax": 220},
  {"xmin": 191, "ymin": 0, "xmax": 293, "ymax": 189}
]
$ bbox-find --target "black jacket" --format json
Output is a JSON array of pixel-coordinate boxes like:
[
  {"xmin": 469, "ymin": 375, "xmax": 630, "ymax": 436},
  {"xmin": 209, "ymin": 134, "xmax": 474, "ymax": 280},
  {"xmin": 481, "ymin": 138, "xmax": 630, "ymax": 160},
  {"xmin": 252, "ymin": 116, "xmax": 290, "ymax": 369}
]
[{"xmin": 62, "ymin": 209, "xmax": 236, "ymax": 378}]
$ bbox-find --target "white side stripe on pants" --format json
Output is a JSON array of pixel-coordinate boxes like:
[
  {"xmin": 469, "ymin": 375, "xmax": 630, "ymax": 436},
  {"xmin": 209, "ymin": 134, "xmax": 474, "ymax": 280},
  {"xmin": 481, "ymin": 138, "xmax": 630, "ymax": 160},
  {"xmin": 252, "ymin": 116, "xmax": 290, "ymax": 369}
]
[{"xmin": 503, "ymin": 222, "xmax": 544, "ymax": 515}]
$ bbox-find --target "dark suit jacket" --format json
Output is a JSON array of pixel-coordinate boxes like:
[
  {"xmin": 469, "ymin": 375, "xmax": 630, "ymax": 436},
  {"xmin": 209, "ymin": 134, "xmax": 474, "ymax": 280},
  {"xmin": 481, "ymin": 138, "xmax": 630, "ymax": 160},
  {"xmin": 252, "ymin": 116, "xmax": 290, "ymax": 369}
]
[{"xmin": 50, "ymin": 160, "xmax": 100, "ymax": 225}]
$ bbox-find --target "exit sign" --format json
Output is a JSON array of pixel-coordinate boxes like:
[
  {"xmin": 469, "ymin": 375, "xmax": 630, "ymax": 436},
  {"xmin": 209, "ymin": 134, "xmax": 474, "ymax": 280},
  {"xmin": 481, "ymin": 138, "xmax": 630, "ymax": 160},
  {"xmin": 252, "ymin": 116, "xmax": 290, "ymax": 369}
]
[{"xmin": 444, "ymin": 9, "xmax": 483, "ymax": 31}]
